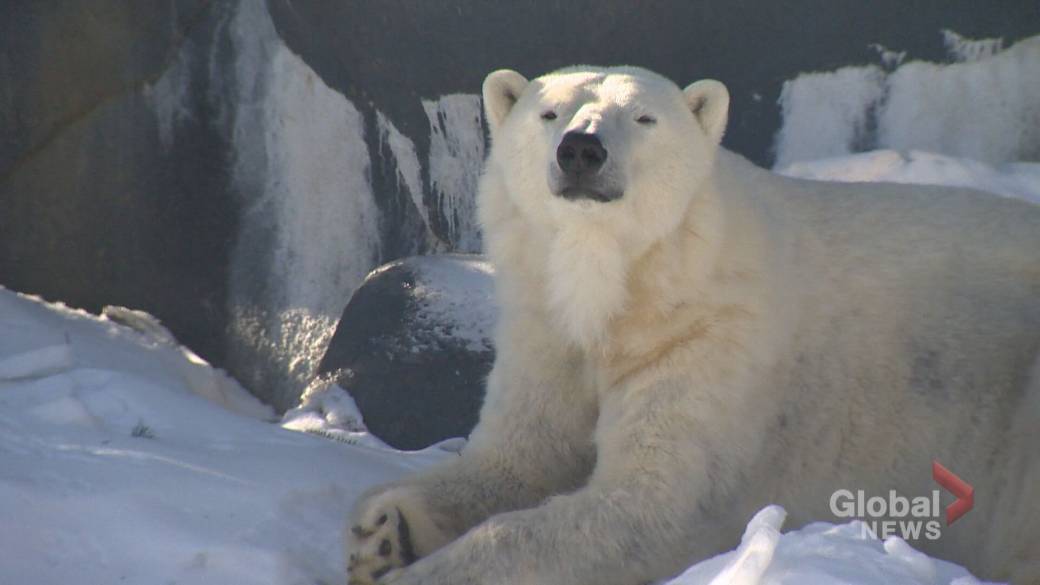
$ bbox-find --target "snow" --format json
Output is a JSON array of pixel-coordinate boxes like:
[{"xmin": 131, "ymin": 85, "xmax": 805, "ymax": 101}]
[
  {"xmin": 407, "ymin": 254, "xmax": 496, "ymax": 353},
  {"xmin": 669, "ymin": 508, "xmax": 991, "ymax": 585},
  {"xmin": 0, "ymin": 344, "xmax": 73, "ymax": 381},
  {"xmin": 774, "ymin": 32, "xmax": 1040, "ymax": 168},
  {"xmin": 0, "ymin": 287, "xmax": 451, "ymax": 584},
  {"xmin": 779, "ymin": 150, "xmax": 1040, "ymax": 206},
  {"xmin": 282, "ymin": 379, "xmax": 395, "ymax": 451}
]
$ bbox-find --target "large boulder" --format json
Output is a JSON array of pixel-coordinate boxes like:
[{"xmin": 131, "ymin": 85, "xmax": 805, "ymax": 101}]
[{"xmin": 317, "ymin": 255, "xmax": 495, "ymax": 450}]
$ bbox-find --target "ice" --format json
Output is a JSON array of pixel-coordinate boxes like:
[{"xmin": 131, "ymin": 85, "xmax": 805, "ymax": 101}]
[
  {"xmin": 774, "ymin": 66, "xmax": 886, "ymax": 168},
  {"xmin": 423, "ymin": 94, "xmax": 487, "ymax": 252},
  {"xmin": 869, "ymin": 43, "xmax": 907, "ymax": 69},
  {"xmin": 144, "ymin": 31, "xmax": 194, "ymax": 150},
  {"xmin": 223, "ymin": 0, "xmax": 381, "ymax": 405},
  {"xmin": 144, "ymin": 0, "xmax": 496, "ymax": 408},
  {"xmin": 941, "ymin": 30, "xmax": 1004, "ymax": 63},
  {"xmin": 377, "ymin": 110, "xmax": 446, "ymax": 251},
  {"xmin": 775, "ymin": 33, "xmax": 1040, "ymax": 167},
  {"xmin": 879, "ymin": 36, "xmax": 1040, "ymax": 165}
]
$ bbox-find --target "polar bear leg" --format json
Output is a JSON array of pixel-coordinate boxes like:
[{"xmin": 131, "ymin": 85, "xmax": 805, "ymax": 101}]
[
  {"xmin": 374, "ymin": 377, "xmax": 737, "ymax": 585},
  {"xmin": 347, "ymin": 316, "xmax": 598, "ymax": 584},
  {"xmin": 983, "ymin": 355, "xmax": 1040, "ymax": 584}
]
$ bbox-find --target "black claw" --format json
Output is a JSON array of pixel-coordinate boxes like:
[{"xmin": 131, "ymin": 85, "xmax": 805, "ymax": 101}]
[
  {"xmin": 396, "ymin": 507, "xmax": 418, "ymax": 565},
  {"xmin": 372, "ymin": 566, "xmax": 393, "ymax": 580},
  {"xmin": 351, "ymin": 525, "xmax": 371, "ymax": 538},
  {"xmin": 379, "ymin": 539, "xmax": 392, "ymax": 556}
]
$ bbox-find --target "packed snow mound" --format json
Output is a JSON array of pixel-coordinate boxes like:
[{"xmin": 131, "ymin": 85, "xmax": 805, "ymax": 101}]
[
  {"xmin": 0, "ymin": 290, "xmax": 272, "ymax": 419},
  {"xmin": 779, "ymin": 149, "xmax": 1040, "ymax": 205},
  {"xmin": 0, "ymin": 288, "xmax": 451, "ymax": 584},
  {"xmin": 282, "ymin": 378, "xmax": 387, "ymax": 448},
  {"xmin": 666, "ymin": 507, "xmax": 992, "ymax": 585}
]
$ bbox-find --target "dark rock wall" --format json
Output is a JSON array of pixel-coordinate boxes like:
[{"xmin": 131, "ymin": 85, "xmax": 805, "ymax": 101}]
[
  {"xmin": 1, "ymin": 0, "xmax": 1036, "ymax": 409},
  {"xmin": 1, "ymin": 1, "xmax": 235, "ymax": 365},
  {"xmin": 267, "ymin": 0, "xmax": 1039, "ymax": 167}
]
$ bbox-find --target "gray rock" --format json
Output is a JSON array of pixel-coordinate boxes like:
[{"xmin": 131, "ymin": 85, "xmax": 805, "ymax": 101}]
[{"xmin": 317, "ymin": 255, "xmax": 495, "ymax": 450}]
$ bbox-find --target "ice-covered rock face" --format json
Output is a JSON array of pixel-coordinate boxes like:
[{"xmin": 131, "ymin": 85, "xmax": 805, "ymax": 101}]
[
  {"xmin": 210, "ymin": 1, "xmax": 490, "ymax": 409},
  {"xmin": 0, "ymin": 0, "xmax": 499, "ymax": 412},
  {"xmin": 774, "ymin": 33, "xmax": 1040, "ymax": 168},
  {"xmin": 220, "ymin": 0, "xmax": 382, "ymax": 410}
]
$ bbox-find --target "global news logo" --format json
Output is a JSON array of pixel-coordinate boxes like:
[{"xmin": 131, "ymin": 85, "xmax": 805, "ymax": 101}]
[{"xmin": 829, "ymin": 460, "xmax": 974, "ymax": 541}]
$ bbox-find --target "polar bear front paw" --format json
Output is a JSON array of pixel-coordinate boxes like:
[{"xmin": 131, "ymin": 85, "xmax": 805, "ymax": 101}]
[{"xmin": 347, "ymin": 504, "xmax": 417, "ymax": 585}]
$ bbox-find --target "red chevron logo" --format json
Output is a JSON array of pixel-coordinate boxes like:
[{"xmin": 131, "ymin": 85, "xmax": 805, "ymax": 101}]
[{"xmin": 932, "ymin": 460, "xmax": 974, "ymax": 525}]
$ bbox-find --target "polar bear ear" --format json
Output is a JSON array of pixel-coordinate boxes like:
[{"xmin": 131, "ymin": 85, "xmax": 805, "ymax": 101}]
[
  {"xmin": 683, "ymin": 79, "xmax": 730, "ymax": 144},
  {"xmin": 483, "ymin": 69, "xmax": 529, "ymax": 136}
]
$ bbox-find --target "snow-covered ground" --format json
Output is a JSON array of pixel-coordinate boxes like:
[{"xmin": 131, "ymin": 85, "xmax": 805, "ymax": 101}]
[
  {"xmin": 779, "ymin": 149, "xmax": 1040, "ymax": 205},
  {"xmin": 0, "ymin": 291, "xmax": 452, "ymax": 584},
  {"xmin": 2, "ymin": 148, "xmax": 1034, "ymax": 584}
]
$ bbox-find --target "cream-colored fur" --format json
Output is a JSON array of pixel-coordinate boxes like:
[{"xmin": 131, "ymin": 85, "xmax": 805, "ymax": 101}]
[{"xmin": 346, "ymin": 66, "xmax": 1040, "ymax": 585}]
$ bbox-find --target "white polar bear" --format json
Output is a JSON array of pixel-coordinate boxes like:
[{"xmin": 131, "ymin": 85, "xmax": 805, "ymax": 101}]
[{"xmin": 346, "ymin": 66, "xmax": 1040, "ymax": 585}]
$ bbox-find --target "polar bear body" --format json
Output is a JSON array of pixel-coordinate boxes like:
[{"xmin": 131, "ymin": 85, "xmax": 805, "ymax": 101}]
[{"xmin": 346, "ymin": 67, "xmax": 1040, "ymax": 585}]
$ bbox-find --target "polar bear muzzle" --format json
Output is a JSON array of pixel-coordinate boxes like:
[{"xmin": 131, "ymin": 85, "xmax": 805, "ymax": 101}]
[{"xmin": 551, "ymin": 131, "xmax": 622, "ymax": 202}]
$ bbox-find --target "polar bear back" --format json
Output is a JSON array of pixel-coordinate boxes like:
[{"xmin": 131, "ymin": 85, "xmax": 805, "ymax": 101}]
[{"xmin": 714, "ymin": 150, "xmax": 1040, "ymax": 569}]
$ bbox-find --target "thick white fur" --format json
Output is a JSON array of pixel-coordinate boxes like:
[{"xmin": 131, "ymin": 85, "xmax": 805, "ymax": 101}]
[{"xmin": 348, "ymin": 66, "xmax": 1040, "ymax": 584}]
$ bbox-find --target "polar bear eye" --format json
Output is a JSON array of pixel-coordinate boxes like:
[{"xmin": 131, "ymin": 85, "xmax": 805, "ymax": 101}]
[
  {"xmin": 636, "ymin": 115, "xmax": 657, "ymax": 125},
  {"xmin": 541, "ymin": 110, "xmax": 558, "ymax": 121}
]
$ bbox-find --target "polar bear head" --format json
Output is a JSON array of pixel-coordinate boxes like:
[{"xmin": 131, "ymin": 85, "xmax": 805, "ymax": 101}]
[
  {"xmin": 481, "ymin": 66, "xmax": 730, "ymax": 248},
  {"xmin": 479, "ymin": 66, "xmax": 731, "ymax": 347}
]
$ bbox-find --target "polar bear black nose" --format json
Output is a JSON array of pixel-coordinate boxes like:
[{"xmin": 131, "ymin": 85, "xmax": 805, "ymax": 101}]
[{"xmin": 556, "ymin": 132, "xmax": 607, "ymax": 175}]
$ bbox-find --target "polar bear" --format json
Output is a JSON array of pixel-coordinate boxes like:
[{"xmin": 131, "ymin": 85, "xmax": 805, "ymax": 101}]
[{"xmin": 346, "ymin": 66, "xmax": 1040, "ymax": 585}]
